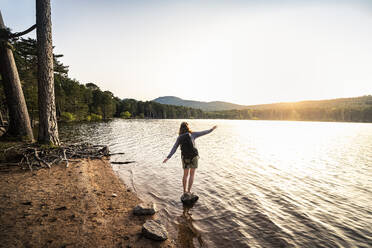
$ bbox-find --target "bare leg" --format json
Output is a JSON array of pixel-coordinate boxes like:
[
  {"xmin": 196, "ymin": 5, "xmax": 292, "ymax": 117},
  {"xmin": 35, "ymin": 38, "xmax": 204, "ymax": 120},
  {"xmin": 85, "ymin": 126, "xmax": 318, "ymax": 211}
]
[
  {"xmin": 187, "ymin": 168, "xmax": 196, "ymax": 193},
  {"xmin": 183, "ymin": 168, "xmax": 189, "ymax": 194}
]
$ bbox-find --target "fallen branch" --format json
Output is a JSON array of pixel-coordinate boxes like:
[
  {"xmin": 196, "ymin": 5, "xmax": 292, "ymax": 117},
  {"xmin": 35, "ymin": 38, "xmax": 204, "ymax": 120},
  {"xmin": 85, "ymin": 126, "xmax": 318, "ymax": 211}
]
[
  {"xmin": 108, "ymin": 152, "xmax": 125, "ymax": 156},
  {"xmin": 33, "ymin": 149, "xmax": 51, "ymax": 168},
  {"xmin": 111, "ymin": 161, "xmax": 135, "ymax": 165},
  {"xmin": 2, "ymin": 143, "xmax": 115, "ymax": 171},
  {"xmin": 62, "ymin": 149, "xmax": 69, "ymax": 168},
  {"xmin": 24, "ymin": 155, "xmax": 31, "ymax": 171}
]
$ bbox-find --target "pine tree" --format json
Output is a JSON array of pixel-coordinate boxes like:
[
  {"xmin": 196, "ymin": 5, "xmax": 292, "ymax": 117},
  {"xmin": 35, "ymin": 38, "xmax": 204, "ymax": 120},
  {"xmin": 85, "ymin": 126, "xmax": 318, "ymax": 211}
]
[
  {"xmin": 36, "ymin": 0, "xmax": 60, "ymax": 145},
  {"xmin": 0, "ymin": 11, "xmax": 34, "ymax": 141}
]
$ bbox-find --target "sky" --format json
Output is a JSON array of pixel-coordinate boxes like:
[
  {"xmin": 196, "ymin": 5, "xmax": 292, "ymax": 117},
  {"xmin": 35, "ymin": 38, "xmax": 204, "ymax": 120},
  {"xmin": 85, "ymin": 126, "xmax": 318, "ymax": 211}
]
[{"xmin": 2, "ymin": 0, "xmax": 372, "ymax": 105}]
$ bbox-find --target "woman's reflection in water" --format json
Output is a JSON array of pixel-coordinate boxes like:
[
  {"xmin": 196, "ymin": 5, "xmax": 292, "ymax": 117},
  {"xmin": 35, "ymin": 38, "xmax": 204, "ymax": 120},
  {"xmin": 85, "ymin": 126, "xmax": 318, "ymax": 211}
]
[{"xmin": 177, "ymin": 203, "xmax": 205, "ymax": 248}]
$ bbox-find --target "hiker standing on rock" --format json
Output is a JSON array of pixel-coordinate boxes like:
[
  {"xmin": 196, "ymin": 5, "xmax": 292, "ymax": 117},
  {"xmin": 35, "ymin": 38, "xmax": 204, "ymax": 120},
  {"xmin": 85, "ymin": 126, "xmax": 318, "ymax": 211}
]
[{"xmin": 163, "ymin": 122, "xmax": 217, "ymax": 197}]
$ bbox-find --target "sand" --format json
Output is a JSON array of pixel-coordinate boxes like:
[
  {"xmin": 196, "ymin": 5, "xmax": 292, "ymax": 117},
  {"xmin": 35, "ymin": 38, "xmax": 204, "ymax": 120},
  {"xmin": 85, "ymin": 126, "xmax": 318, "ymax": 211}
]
[{"xmin": 0, "ymin": 158, "xmax": 175, "ymax": 248}]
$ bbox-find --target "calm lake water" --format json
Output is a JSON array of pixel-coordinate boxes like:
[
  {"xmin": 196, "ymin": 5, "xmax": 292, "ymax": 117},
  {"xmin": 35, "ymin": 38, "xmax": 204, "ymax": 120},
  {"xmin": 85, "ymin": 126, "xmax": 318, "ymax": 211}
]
[{"xmin": 60, "ymin": 119, "xmax": 372, "ymax": 248}]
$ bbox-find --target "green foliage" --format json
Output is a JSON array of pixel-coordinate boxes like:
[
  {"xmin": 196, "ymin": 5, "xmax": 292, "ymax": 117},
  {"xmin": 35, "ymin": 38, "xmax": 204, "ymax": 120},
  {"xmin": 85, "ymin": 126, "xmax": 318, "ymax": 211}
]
[
  {"xmin": 4, "ymin": 38, "xmax": 118, "ymax": 122},
  {"xmin": 120, "ymin": 111, "xmax": 131, "ymax": 119},
  {"xmin": 60, "ymin": 112, "xmax": 76, "ymax": 122},
  {"xmin": 88, "ymin": 113, "xmax": 103, "ymax": 121},
  {"xmin": 40, "ymin": 143, "xmax": 58, "ymax": 149},
  {"xmin": 0, "ymin": 141, "xmax": 22, "ymax": 161},
  {"xmin": 115, "ymin": 99, "xmax": 205, "ymax": 119}
]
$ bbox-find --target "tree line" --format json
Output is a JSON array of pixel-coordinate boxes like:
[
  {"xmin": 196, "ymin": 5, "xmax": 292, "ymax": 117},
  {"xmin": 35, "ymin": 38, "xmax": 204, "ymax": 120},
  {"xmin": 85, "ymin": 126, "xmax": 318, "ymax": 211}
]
[
  {"xmin": 2, "ymin": 37, "xmax": 371, "ymax": 129},
  {"xmin": 207, "ymin": 99, "xmax": 372, "ymax": 122},
  {"xmin": 1, "ymin": 36, "xmax": 371, "ymax": 130}
]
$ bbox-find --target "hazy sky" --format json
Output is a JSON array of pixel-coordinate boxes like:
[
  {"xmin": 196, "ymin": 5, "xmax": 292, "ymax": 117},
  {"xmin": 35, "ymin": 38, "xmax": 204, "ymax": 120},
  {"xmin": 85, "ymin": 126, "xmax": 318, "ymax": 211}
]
[{"xmin": 2, "ymin": 0, "xmax": 372, "ymax": 105}]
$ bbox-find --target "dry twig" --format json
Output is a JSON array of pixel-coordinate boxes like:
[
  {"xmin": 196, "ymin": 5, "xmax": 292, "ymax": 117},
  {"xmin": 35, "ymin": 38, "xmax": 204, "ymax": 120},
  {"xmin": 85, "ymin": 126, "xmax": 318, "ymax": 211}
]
[{"xmin": 2, "ymin": 143, "xmax": 117, "ymax": 171}]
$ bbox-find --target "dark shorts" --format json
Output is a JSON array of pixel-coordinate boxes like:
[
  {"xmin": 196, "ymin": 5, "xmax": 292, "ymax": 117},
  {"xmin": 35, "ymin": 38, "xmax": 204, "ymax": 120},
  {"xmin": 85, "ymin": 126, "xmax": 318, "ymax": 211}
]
[{"xmin": 182, "ymin": 156, "xmax": 199, "ymax": 169}]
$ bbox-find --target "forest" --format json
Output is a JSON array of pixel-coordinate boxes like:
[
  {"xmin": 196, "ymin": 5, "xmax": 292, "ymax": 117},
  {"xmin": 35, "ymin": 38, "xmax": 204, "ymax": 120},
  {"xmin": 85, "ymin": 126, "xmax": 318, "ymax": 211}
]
[{"xmin": 1, "ymin": 38, "xmax": 371, "ymax": 125}]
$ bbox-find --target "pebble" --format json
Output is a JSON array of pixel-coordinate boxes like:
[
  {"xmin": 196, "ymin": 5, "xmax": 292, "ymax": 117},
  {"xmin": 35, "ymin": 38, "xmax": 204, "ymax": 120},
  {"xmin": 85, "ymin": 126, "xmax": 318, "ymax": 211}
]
[{"xmin": 133, "ymin": 202, "xmax": 156, "ymax": 215}]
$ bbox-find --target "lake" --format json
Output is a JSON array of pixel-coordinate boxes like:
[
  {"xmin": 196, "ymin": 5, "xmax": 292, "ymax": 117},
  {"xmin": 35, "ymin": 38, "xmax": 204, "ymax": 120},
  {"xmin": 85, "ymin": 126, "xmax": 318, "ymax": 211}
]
[{"xmin": 60, "ymin": 119, "xmax": 372, "ymax": 248}]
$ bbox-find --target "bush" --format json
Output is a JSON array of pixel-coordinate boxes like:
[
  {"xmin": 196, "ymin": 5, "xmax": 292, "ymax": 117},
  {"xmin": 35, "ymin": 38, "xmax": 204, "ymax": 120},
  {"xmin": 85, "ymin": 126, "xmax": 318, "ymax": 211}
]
[
  {"xmin": 120, "ymin": 111, "xmax": 131, "ymax": 119},
  {"xmin": 87, "ymin": 113, "xmax": 102, "ymax": 121},
  {"xmin": 60, "ymin": 112, "xmax": 76, "ymax": 122}
]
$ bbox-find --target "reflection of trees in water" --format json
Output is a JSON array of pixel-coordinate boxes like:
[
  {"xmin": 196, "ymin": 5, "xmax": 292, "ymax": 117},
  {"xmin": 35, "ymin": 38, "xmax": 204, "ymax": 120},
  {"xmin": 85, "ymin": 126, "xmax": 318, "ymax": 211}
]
[{"xmin": 177, "ymin": 205, "xmax": 205, "ymax": 248}]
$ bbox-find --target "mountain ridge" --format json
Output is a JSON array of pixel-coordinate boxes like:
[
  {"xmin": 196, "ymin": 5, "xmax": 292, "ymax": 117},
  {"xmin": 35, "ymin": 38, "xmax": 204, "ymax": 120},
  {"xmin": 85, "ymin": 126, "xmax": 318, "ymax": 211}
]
[
  {"xmin": 153, "ymin": 96, "xmax": 246, "ymax": 111},
  {"xmin": 153, "ymin": 95, "xmax": 372, "ymax": 112}
]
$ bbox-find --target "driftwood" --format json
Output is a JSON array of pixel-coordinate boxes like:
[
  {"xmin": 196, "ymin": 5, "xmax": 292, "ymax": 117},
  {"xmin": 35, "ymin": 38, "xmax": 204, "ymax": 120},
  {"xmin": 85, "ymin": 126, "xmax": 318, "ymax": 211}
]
[
  {"xmin": 108, "ymin": 152, "xmax": 125, "ymax": 156},
  {"xmin": 1, "ymin": 143, "xmax": 130, "ymax": 171},
  {"xmin": 111, "ymin": 161, "xmax": 135, "ymax": 165}
]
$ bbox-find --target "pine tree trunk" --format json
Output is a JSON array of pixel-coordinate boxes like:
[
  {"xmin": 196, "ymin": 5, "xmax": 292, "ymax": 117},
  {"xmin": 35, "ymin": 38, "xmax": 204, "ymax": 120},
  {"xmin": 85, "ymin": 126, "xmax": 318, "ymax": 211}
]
[
  {"xmin": 36, "ymin": 0, "xmax": 60, "ymax": 145},
  {"xmin": 0, "ymin": 11, "xmax": 34, "ymax": 141}
]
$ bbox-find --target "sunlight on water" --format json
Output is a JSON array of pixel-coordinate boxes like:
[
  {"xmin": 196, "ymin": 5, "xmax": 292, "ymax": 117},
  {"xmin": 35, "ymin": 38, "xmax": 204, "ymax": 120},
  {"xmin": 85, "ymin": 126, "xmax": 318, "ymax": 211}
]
[{"xmin": 60, "ymin": 120, "xmax": 372, "ymax": 248}]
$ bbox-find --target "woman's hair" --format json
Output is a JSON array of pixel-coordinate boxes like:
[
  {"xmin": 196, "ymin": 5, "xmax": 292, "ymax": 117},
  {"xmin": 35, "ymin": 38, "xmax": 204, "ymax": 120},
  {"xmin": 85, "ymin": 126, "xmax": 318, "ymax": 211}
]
[{"xmin": 179, "ymin": 122, "xmax": 192, "ymax": 135}]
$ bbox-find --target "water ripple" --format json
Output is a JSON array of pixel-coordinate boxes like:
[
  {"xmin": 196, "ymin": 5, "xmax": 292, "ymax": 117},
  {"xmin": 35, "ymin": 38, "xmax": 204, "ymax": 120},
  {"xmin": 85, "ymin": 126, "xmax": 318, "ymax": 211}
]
[{"xmin": 59, "ymin": 119, "xmax": 372, "ymax": 248}]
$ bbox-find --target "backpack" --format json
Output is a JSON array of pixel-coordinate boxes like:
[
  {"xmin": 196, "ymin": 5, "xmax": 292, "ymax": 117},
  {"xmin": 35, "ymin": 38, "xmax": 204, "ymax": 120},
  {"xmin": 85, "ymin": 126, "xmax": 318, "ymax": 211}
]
[{"xmin": 179, "ymin": 133, "xmax": 199, "ymax": 159}]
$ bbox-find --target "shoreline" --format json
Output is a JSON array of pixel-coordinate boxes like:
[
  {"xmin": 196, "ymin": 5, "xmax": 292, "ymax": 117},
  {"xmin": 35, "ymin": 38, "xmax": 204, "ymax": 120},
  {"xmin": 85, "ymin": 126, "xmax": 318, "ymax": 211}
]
[{"xmin": 0, "ymin": 157, "xmax": 174, "ymax": 247}]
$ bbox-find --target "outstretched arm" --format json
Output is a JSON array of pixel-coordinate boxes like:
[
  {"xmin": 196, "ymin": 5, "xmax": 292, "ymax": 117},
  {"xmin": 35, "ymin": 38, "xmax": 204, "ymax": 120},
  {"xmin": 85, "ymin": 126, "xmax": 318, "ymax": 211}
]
[
  {"xmin": 163, "ymin": 136, "xmax": 180, "ymax": 163},
  {"xmin": 192, "ymin": 125, "xmax": 217, "ymax": 139}
]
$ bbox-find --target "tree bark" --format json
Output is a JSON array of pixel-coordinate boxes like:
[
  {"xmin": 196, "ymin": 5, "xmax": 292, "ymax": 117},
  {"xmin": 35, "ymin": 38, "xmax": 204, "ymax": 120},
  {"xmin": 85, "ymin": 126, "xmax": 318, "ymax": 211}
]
[
  {"xmin": 36, "ymin": 0, "xmax": 60, "ymax": 145},
  {"xmin": 0, "ymin": 110, "xmax": 4, "ymax": 126},
  {"xmin": 0, "ymin": 11, "xmax": 34, "ymax": 141}
]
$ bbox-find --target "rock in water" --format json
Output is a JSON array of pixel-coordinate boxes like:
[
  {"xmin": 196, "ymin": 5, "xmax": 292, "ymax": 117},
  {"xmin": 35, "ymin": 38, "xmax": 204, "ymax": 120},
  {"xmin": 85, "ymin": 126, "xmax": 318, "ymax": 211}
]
[
  {"xmin": 181, "ymin": 193, "xmax": 199, "ymax": 206},
  {"xmin": 142, "ymin": 220, "xmax": 168, "ymax": 241},
  {"xmin": 133, "ymin": 202, "xmax": 156, "ymax": 215}
]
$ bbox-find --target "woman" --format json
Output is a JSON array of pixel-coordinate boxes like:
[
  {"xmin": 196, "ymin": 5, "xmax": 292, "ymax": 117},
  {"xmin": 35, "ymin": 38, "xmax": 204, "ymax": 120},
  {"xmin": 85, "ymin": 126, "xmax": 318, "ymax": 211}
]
[{"xmin": 163, "ymin": 122, "xmax": 217, "ymax": 196}]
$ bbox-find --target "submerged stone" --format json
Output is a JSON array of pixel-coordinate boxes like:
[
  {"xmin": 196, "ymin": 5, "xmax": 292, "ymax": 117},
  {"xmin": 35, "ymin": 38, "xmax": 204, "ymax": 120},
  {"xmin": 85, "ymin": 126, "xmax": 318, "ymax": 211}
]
[
  {"xmin": 133, "ymin": 202, "xmax": 156, "ymax": 215},
  {"xmin": 181, "ymin": 193, "xmax": 199, "ymax": 206},
  {"xmin": 142, "ymin": 220, "xmax": 168, "ymax": 241}
]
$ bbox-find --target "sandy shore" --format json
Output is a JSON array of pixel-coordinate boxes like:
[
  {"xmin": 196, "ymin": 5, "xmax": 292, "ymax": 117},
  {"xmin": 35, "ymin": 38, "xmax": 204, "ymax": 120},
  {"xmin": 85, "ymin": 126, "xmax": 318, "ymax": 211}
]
[{"xmin": 0, "ymin": 158, "xmax": 175, "ymax": 248}]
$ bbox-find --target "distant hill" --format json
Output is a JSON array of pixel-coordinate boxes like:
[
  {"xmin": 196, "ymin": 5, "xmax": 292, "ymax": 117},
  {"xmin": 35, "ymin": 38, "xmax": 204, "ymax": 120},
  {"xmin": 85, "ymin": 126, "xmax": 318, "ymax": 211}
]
[
  {"xmin": 153, "ymin": 95, "xmax": 372, "ymax": 112},
  {"xmin": 244, "ymin": 95, "xmax": 372, "ymax": 110},
  {"xmin": 153, "ymin": 96, "xmax": 246, "ymax": 111}
]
